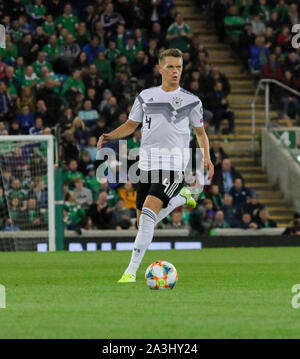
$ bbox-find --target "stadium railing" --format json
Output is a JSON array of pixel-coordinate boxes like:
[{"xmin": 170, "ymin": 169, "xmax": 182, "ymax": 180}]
[
  {"xmin": 262, "ymin": 128, "xmax": 300, "ymax": 214},
  {"xmin": 251, "ymin": 78, "xmax": 300, "ymax": 154}
]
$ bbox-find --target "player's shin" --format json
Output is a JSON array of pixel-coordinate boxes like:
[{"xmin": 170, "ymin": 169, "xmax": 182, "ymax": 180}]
[
  {"xmin": 154, "ymin": 194, "xmax": 186, "ymax": 225},
  {"xmin": 125, "ymin": 207, "xmax": 157, "ymax": 276}
]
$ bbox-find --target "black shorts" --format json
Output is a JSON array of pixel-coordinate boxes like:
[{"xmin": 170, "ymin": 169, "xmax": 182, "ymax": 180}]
[{"xmin": 136, "ymin": 169, "xmax": 185, "ymax": 210}]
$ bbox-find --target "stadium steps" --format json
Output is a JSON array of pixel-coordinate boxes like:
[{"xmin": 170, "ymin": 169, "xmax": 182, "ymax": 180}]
[{"xmin": 176, "ymin": 0, "xmax": 295, "ymax": 227}]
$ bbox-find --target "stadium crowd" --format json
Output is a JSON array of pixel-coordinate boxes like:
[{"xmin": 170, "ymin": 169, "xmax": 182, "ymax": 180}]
[
  {"xmin": 209, "ymin": 0, "xmax": 300, "ymax": 126},
  {"xmin": 0, "ymin": 0, "xmax": 288, "ymax": 234}
]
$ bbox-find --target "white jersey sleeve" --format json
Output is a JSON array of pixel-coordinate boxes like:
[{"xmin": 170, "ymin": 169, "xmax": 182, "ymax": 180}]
[
  {"xmin": 189, "ymin": 100, "xmax": 204, "ymax": 127},
  {"xmin": 128, "ymin": 96, "xmax": 144, "ymax": 123}
]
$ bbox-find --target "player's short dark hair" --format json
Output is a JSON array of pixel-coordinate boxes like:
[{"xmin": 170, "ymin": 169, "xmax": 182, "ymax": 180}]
[{"xmin": 158, "ymin": 48, "xmax": 183, "ymax": 64}]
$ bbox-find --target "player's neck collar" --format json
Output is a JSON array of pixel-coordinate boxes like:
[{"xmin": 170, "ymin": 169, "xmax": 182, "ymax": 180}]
[{"xmin": 159, "ymin": 85, "xmax": 180, "ymax": 94}]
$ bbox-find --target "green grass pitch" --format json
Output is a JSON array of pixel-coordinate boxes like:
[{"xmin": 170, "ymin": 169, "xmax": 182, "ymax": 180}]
[{"xmin": 0, "ymin": 247, "xmax": 300, "ymax": 339}]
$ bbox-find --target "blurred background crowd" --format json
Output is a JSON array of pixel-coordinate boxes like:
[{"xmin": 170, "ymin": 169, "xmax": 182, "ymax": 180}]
[{"xmin": 0, "ymin": 0, "xmax": 300, "ymax": 235}]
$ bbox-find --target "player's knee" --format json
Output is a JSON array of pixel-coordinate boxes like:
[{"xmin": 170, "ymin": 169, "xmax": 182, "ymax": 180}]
[{"xmin": 143, "ymin": 195, "xmax": 163, "ymax": 214}]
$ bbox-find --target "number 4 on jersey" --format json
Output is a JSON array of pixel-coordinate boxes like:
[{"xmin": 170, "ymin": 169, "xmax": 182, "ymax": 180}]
[{"xmin": 145, "ymin": 115, "xmax": 151, "ymax": 129}]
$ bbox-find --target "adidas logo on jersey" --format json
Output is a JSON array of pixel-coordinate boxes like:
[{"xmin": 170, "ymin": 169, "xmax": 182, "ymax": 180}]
[{"xmin": 148, "ymin": 98, "xmax": 154, "ymax": 102}]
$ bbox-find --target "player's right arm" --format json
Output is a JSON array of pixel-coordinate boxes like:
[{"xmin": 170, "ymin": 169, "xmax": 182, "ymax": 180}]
[
  {"xmin": 97, "ymin": 94, "xmax": 144, "ymax": 149},
  {"xmin": 97, "ymin": 120, "xmax": 139, "ymax": 149}
]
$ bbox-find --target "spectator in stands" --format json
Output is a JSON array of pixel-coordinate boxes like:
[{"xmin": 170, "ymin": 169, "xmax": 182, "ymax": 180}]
[
  {"xmin": 94, "ymin": 51, "xmax": 113, "ymax": 85},
  {"xmin": 209, "ymin": 184, "xmax": 223, "ymax": 211},
  {"xmin": 16, "ymin": 86, "xmax": 35, "ymax": 113},
  {"xmin": 32, "ymin": 179, "xmax": 47, "ymax": 209},
  {"xmin": 62, "ymin": 159, "xmax": 83, "ymax": 186},
  {"xmin": 102, "ymin": 96, "xmax": 120, "ymax": 124},
  {"xmin": 123, "ymin": 36, "xmax": 138, "ymax": 65},
  {"xmin": 195, "ymin": 50, "xmax": 210, "ymax": 75},
  {"xmin": 21, "ymin": 65, "xmax": 38, "ymax": 89},
  {"xmin": 211, "ymin": 210, "xmax": 230, "ymax": 230},
  {"xmin": 150, "ymin": 21, "xmax": 167, "ymax": 49},
  {"xmin": 117, "ymin": 181, "xmax": 137, "ymax": 218},
  {"xmin": 61, "ymin": 69, "xmax": 85, "ymax": 100},
  {"xmin": 213, "ymin": 158, "xmax": 243, "ymax": 194},
  {"xmin": 8, "ymin": 178, "xmax": 26, "ymax": 200},
  {"xmin": 32, "ymin": 51, "xmax": 53, "ymax": 77},
  {"xmin": 283, "ymin": 214, "xmax": 300, "ymax": 235},
  {"xmin": 28, "ymin": 153, "xmax": 47, "ymax": 179},
  {"xmin": 132, "ymin": 50, "xmax": 152, "ymax": 87},
  {"xmin": 239, "ymin": 213, "xmax": 258, "ymax": 229},
  {"xmin": 166, "ymin": 211, "xmax": 188, "ymax": 229},
  {"xmin": 86, "ymin": 87, "xmax": 99, "ymax": 109},
  {"xmin": 42, "ymin": 34, "xmax": 61, "ymax": 62},
  {"xmin": 229, "ymin": 178, "xmax": 252, "ymax": 209},
  {"xmin": 249, "ymin": 36, "xmax": 270, "ymax": 77},
  {"xmin": 60, "ymin": 107, "xmax": 75, "ymax": 132},
  {"xmin": 238, "ymin": 22, "xmax": 256, "ymax": 73},
  {"xmin": 15, "ymin": 55, "xmax": 26, "ymax": 81},
  {"xmin": 209, "ymin": 140, "xmax": 228, "ymax": 168},
  {"xmin": 285, "ymin": 52, "xmax": 300, "ymax": 77},
  {"xmin": 17, "ymin": 105, "xmax": 34, "ymax": 134},
  {"xmin": 255, "ymin": 208, "xmax": 277, "ymax": 228},
  {"xmin": 288, "ymin": 2, "xmax": 299, "ymax": 26},
  {"xmin": 205, "ymin": 65, "xmax": 231, "ymax": 96},
  {"xmin": 4, "ymin": 66, "xmax": 20, "ymax": 102},
  {"xmin": 78, "ymin": 100, "xmax": 99, "ymax": 128},
  {"xmin": 263, "ymin": 53, "xmax": 283, "ymax": 81},
  {"xmin": 56, "ymin": 3, "xmax": 79, "ymax": 36},
  {"xmin": 267, "ymin": 11, "xmax": 282, "ymax": 31},
  {"xmin": 84, "ymin": 136, "xmax": 98, "ymax": 161},
  {"xmin": 224, "ymin": 5, "xmax": 245, "ymax": 54},
  {"xmin": 70, "ymin": 116, "xmax": 90, "ymax": 148},
  {"xmin": 100, "ymin": 2, "xmax": 125, "ymax": 38},
  {"xmin": 105, "ymin": 39, "xmax": 121, "ymax": 68},
  {"xmin": 111, "ymin": 198, "xmax": 133, "ymax": 230},
  {"xmin": 60, "ymin": 33, "xmax": 81, "ymax": 69},
  {"xmin": 98, "ymin": 178, "xmax": 118, "ymax": 208},
  {"xmin": 280, "ymin": 70, "xmax": 300, "ymax": 124},
  {"xmin": 166, "ymin": 12, "xmax": 192, "ymax": 52},
  {"xmin": 78, "ymin": 150, "xmax": 94, "ymax": 177},
  {"xmin": 83, "ymin": 64, "xmax": 103, "ymax": 95},
  {"xmin": 201, "ymin": 198, "xmax": 216, "ymax": 227},
  {"xmin": 209, "ymin": 81, "xmax": 235, "ymax": 134},
  {"xmin": 0, "ymin": 53, "xmax": 8, "ymax": 80},
  {"xmin": 29, "ymin": 116, "xmax": 44, "ymax": 135},
  {"xmin": 73, "ymin": 177, "xmax": 93, "ymax": 209},
  {"xmin": 127, "ymin": 128, "xmax": 141, "ymax": 151},
  {"xmin": 221, "ymin": 193, "xmax": 240, "ymax": 228},
  {"xmin": 276, "ymin": 26, "xmax": 292, "ymax": 53},
  {"xmin": 2, "ymin": 218, "xmax": 21, "ymax": 232},
  {"xmin": 0, "ymin": 82, "xmax": 13, "ymax": 122},
  {"xmin": 83, "ymin": 35, "xmax": 105, "ymax": 64},
  {"xmin": 264, "ymin": 26, "xmax": 276, "ymax": 49},
  {"xmin": 251, "ymin": 13, "xmax": 266, "ymax": 36},
  {"xmin": 8, "ymin": 197, "xmax": 26, "ymax": 229},
  {"xmin": 60, "ymin": 130, "xmax": 80, "ymax": 163},
  {"xmin": 63, "ymin": 191, "xmax": 86, "ymax": 232},
  {"xmin": 242, "ymin": 194, "xmax": 265, "ymax": 222},
  {"xmin": 90, "ymin": 116, "xmax": 110, "ymax": 139}
]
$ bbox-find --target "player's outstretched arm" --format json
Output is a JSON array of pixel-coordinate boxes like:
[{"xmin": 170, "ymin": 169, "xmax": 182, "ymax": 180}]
[
  {"xmin": 193, "ymin": 126, "xmax": 214, "ymax": 180},
  {"xmin": 97, "ymin": 120, "xmax": 140, "ymax": 149}
]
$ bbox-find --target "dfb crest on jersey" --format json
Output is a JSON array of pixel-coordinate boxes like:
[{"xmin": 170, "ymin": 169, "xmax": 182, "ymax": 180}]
[{"xmin": 172, "ymin": 97, "xmax": 183, "ymax": 108}]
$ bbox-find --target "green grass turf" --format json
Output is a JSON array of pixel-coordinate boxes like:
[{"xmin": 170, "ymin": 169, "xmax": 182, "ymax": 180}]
[{"xmin": 0, "ymin": 247, "xmax": 300, "ymax": 339}]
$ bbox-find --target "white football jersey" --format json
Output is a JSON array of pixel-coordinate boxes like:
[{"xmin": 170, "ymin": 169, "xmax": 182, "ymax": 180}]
[{"xmin": 129, "ymin": 85, "xmax": 203, "ymax": 171}]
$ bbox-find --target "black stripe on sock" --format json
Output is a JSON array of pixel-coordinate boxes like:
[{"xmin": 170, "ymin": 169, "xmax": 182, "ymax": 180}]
[{"xmin": 141, "ymin": 209, "xmax": 156, "ymax": 222}]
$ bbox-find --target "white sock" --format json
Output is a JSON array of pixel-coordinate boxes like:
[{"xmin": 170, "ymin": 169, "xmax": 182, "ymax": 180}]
[
  {"xmin": 125, "ymin": 207, "xmax": 157, "ymax": 276},
  {"xmin": 155, "ymin": 193, "xmax": 186, "ymax": 225}
]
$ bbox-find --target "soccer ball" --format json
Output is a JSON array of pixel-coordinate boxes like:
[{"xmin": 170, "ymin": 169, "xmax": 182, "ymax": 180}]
[{"xmin": 145, "ymin": 260, "xmax": 178, "ymax": 290}]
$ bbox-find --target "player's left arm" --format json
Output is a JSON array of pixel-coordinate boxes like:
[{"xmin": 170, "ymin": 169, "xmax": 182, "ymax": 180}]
[{"xmin": 193, "ymin": 126, "xmax": 214, "ymax": 180}]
